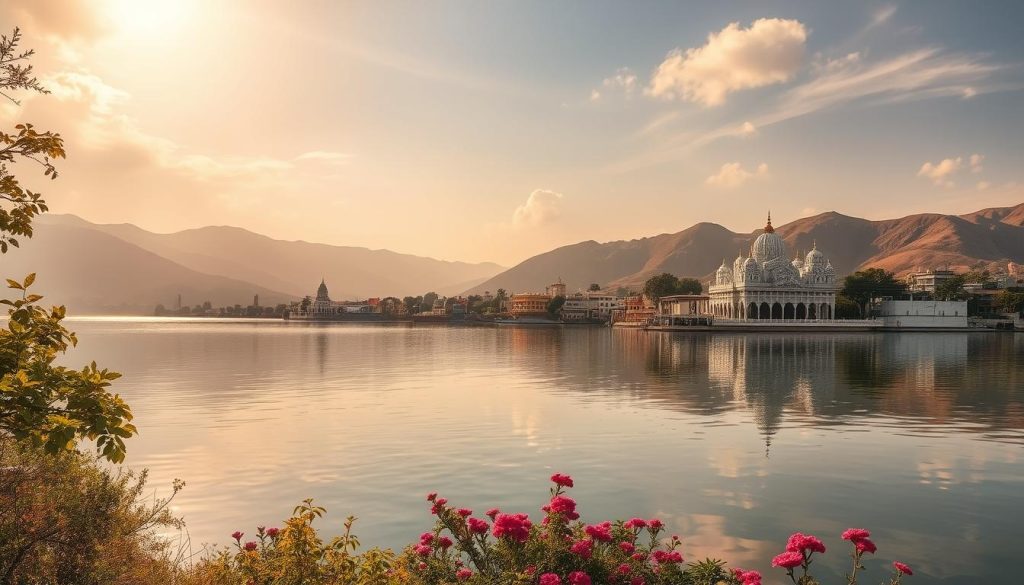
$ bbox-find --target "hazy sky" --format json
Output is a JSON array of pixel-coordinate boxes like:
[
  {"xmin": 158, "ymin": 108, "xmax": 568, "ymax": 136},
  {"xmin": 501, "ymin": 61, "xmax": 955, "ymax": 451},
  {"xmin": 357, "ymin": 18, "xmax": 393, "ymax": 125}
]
[{"xmin": 4, "ymin": 1, "xmax": 1023, "ymax": 265}]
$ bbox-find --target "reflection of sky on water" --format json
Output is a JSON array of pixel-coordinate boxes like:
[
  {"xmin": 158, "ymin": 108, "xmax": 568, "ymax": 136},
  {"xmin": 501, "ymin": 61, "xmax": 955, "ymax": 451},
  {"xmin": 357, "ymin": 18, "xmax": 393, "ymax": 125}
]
[{"xmin": 64, "ymin": 320, "xmax": 1024, "ymax": 583}]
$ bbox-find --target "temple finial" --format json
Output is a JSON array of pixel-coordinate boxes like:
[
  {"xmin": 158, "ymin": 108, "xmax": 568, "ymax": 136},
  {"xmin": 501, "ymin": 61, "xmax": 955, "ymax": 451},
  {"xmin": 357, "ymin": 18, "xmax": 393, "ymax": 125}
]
[{"xmin": 764, "ymin": 210, "xmax": 775, "ymax": 233}]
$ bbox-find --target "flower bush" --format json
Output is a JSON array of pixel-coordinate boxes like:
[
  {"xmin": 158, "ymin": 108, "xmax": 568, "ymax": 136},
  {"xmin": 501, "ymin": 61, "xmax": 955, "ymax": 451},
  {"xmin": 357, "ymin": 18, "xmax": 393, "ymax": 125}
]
[{"xmin": 188, "ymin": 474, "xmax": 916, "ymax": 585}]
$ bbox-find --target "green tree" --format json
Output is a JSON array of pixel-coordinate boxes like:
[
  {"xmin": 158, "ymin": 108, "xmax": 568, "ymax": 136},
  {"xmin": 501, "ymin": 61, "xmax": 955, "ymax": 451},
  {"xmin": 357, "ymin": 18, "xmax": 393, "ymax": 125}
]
[
  {"xmin": 421, "ymin": 292, "xmax": 438, "ymax": 313},
  {"xmin": 642, "ymin": 273, "xmax": 702, "ymax": 302},
  {"xmin": 588, "ymin": 283, "xmax": 601, "ymax": 292},
  {"xmin": 934, "ymin": 275, "xmax": 968, "ymax": 301},
  {"xmin": 546, "ymin": 295, "xmax": 566, "ymax": 319},
  {"xmin": 995, "ymin": 289, "xmax": 1024, "ymax": 314},
  {"xmin": 839, "ymin": 268, "xmax": 907, "ymax": 318},
  {"xmin": 0, "ymin": 29, "xmax": 133, "ymax": 463},
  {"xmin": 676, "ymin": 277, "xmax": 702, "ymax": 295},
  {"xmin": 1, "ymin": 29, "xmax": 64, "ymax": 253}
]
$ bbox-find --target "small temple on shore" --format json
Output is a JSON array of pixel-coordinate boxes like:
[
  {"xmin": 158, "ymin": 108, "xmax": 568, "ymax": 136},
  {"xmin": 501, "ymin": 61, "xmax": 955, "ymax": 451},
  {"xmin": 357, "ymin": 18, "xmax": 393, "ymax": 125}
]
[{"xmin": 708, "ymin": 213, "xmax": 838, "ymax": 320}]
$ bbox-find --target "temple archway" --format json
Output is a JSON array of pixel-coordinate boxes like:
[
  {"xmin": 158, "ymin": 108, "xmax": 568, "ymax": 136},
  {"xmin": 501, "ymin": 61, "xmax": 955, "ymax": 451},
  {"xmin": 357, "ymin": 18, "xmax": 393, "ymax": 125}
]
[
  {"xmin": 747, "ymin": 303, "xmax": 758, "ymax": 319},
  {"xmin": 771, "ymin": 302, "xmax": 783, "ymax": 320},
  {"xmin": 796, "ymin": 303, "xmax": 806, "ymax": 319},
  {"xmin": 784, "ymin": 303, "xmax": 795, "ymax": 320},
  {"xmin": 808, "ymin": 304, "xmax": 817, "ymax": 320},
  {"xmin": 759, "ymin": 302, "xmax": 771, "ymax": 320}
]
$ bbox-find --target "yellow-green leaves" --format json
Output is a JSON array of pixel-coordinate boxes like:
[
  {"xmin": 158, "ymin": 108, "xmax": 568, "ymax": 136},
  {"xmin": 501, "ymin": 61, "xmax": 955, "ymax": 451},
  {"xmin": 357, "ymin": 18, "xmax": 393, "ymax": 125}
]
[{"xmin": 0, "ymin": 276, "xmax": 135, "ymax": 463}]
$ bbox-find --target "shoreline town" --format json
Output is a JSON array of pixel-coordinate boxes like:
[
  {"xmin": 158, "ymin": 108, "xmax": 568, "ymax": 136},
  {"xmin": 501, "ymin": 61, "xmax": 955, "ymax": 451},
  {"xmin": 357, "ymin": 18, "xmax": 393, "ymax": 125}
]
[{"xmin": 158, "ymin": 216, "xmax": 1024, "ymax": 333}]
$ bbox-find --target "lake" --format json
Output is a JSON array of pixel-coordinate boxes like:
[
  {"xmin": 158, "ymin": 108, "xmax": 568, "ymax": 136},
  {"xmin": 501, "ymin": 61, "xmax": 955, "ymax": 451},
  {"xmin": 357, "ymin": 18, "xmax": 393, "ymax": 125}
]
[{"xmin": 65, "ymin": 318, "xmax": 1023, "ymax": 583}]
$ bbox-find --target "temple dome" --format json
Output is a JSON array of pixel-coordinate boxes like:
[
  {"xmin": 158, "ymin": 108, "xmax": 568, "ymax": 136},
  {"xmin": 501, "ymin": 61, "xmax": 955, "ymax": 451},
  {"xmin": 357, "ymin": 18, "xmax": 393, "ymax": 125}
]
[
  {"xmin": 316, "ymin": 279, "xmax": 330, "ymax": 301},
  {"xmin": 751, "ymin": 214, "xmax": 787, "ymax": 263},
  {"xmin": 805, "ymin": 244, "xmax": 825, "ymax": 268}
]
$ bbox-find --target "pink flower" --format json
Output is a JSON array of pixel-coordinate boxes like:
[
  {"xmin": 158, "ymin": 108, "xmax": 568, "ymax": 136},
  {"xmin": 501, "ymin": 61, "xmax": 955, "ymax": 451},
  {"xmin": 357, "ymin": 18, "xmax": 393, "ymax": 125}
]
[
  {"xmin": 648, "ymin": 519, "xmax": 664, "ymax": 530},
  {"xmin": 570, "ymin": 539, "xmax": 594, "ymax": 559},
  {"xmin": 414, "ymin": 544, "xmax": 432, "ymax": 557},
  {"xmin": 525, "ymin": 565, "xmax": 536, "ymax": 576},
  {"xmin": 420, "ymin": 532, "xmax": 434, "ymax": 545},
  {"xmin": 893, "ymin": 561, "xmax": 913, "ymax": 575},
  {"xmin": 243, "ymin": 541, "xmax": 257, "ymax": 552},
  {"xmin": 457, "ymin": 508, "xmax": 473, "ymax": 518},
  {"xmin": 430, "ymin": 498, "xmax": 448, "ymax": 515},
  {"xmin": 616, "ymin": 563, "xmax": 631, "ymax": 575},
  {"xmin": 855, "ymin": 538, "xmax": 877, "ymax": 554},
  {"xmin": 265, "ymin": 527, "xmax": 280, "ymax": 538},
  {"xmin": 786, "ymin": 532, "xmax": 826, "ymax": 554},
  {"xmin": 438, "ymin": 536, "xmax": 453, "ymax": 549},
  {"xmin": 771, "ymin": 551, "xmax": 804, "ymax": 569},
  {"xmin": 841, "ymin": 528, "xmax": 871, "ymax": 542},
  {"xmin": 732, "ymin": 569, "xmax": 762, "ymax": 585},
  {"xmin": 417, "ymin": 562, "xmax": 427, "ymax": 571},
  {"xmin": 624, "ymin": 518, "xmax": 647, "ymax": 529},
  {"xmin": 546, "ymin": 496, "xmax": 580, "ymax": 520},
  {"xmin": 631, "ymin": 552, "xmax": 646, "ymax": 562},
  {"xmin": 426, "ymin": 492, "xmax": 437, "ymax": 501},
  {"xmin": 584, "ymin": 522, "xmax": 613, "ymax": 542},
  {"xmin": 551, "ymin": 473, "xmax": 574, "ymax": 488},
  {"xmin": 231, "ymin": 531, "xmax": 243, "ymax": 542},
  {"xmin": 492, "ymin": 513, "xmax": 532, "ymax": 543},
  {"xmin": 539, "ymin": 574, "xmax": 561, "ymax": 585},
  {"xmin": 630, "ymin": 578, "xmax": 645, "ymax": 585},
  {"xmin": 457, "ymin": 568, "xmax": 473, "ymax": 580},
  {"xmin": 467, "ymin": 517, "xmax": 489, "ymax": 534},
  {"xmin": 567, "ymin": 571, "xmax": 591, "ymax": 585},
  {"xmin": 619, "ymin": 541, "xmax": 635, "ymax": 554},
  {"xmin": 485, "ymin": 508, "xmax": 500, "ymax": 519}
]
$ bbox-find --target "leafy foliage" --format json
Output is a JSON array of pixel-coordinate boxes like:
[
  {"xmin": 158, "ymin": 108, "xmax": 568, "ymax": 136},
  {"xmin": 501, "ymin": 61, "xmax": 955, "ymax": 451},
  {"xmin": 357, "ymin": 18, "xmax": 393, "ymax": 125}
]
[
  {"xmin": 546, "ymin": 295, "xmax": 566, "ymax": 318},
  {"xmin": 839, "ymin": 268, "xmax": 907, "ymax": 317},
  {"xmin": 1, "ymin": 28, "xmax": 65, "ymax": 253},
  {"xmin": 191, "ymin": 499, "xmax": 394, "ymax": 585},
  {"xmin": 643, "ymin": 273, "xmax": 703, "ymax": 302},
  {"xmin": 1, "ymin": 275, "xmax": 137, "ymax": 462},
  {"xmin": 0, "ymin": 439, "xmax": 185, "ymax": 584}
]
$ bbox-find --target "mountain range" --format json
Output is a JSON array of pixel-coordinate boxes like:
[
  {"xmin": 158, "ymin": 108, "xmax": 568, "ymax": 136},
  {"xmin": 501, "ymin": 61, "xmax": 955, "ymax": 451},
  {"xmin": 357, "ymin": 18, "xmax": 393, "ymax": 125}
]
[
  {"xmin": 466, "ymin": 202, "xmax": 1024, "ymax": 295},
  {"xmin": 2, "ymin": 215, "xmax": 504, "ymax": 314},
  {"xmin": 4, "ymin": 202, "xmax": 1021, "ymax": 314}
]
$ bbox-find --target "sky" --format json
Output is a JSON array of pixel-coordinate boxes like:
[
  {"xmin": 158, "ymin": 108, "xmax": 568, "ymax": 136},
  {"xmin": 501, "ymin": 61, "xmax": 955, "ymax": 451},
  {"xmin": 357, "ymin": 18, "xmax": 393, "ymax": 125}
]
[{"xmin": 3, "ymin": 0, "xmax": 1024, "ymax": 266}]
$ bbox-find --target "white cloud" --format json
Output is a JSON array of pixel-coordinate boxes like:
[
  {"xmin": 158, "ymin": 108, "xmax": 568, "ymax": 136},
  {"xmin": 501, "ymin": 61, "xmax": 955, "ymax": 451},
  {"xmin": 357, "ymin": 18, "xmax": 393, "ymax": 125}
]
[
  {"xmin": 969, "ymin": 153, "xmax": 984, "ymax": 173},
  {"xmin": 976, "ymin": 181, "xmax": 991, "ymax": 191},
  {"xmin": 603, "ymin": 67, "xmax": 638, "ymax": 96},
  {"xmin": 646, "ymin": 18, "xmax": 807, "ymax": 106},
  {"xmin": 917, "ymin": 153, "xmax": 984, "ymax": 187},
  {"xmin": 705, "ymin": 162, "xmax": 768, "ymax": 189},
  {"xmin": 872, "ymin": 5, "xmax": 898, "ymax": 26},
  {"xmin": 589, "ymin": 89, "xmax": 601, "ymax": 102},
  {"xmin": 739, "ymin": 121, "xmax": 758, "ymax": 136},
  {"xmin": 513, "ymin": 189, "xmax": 563, "ymax": 227}
]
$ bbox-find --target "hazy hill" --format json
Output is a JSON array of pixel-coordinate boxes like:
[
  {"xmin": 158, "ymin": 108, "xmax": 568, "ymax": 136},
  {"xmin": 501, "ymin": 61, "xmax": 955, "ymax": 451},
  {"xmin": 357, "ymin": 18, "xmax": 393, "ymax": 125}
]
[
  {"xmin": 35, "ymin": 215, "xmax": 505, "ymax": 300},
  {"xmin": 467, "ymin": 203, "xmax": 1024, "ymax": 294},
  {"xmin": 1, "ymin": 224, "xmax": 293, "ymax": 314}
]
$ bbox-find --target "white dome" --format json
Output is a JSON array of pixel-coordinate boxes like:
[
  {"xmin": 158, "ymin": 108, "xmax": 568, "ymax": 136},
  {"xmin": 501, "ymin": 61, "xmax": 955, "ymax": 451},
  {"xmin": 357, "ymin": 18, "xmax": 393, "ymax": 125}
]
[
  {"xmin": 806, "ymin": 248, "xmax": 824, "ymax": 265},
  {"xmin": 750, "ymin": 213, "xmax": 786, "ymax": 263},
  {"xmin": 751, "ymin": 231, "xmax": 786, "ymax": 263},
  {"xmin": 791, "ymin": 257, "xmax": 804, "ymax": 269},
  {"xmin": 744, "ymin": 257, "xmax": 759, "ymax": 270}
]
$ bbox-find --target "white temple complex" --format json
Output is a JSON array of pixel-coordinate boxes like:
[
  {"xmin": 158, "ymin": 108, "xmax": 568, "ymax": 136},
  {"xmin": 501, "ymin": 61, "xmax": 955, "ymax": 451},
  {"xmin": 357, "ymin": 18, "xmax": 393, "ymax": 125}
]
[{"xmin": 708, "ymin": 214, "xmax": 838, "ymax": 320}]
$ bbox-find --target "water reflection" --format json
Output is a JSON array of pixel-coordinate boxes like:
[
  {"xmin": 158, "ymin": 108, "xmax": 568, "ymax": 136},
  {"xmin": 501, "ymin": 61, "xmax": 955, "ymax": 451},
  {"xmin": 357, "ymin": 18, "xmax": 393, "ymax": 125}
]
[{"xmin": 63, "ymin": 320, "xmax": 1024, "ymax": 583}]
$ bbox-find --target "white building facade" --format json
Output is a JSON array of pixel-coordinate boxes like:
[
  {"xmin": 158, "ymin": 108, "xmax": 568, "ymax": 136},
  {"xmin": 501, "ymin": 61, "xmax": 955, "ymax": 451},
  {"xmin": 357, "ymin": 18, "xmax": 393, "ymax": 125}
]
[{"xmin": 708, "ymin": 215, "xmax": 839, "ymax": 321}]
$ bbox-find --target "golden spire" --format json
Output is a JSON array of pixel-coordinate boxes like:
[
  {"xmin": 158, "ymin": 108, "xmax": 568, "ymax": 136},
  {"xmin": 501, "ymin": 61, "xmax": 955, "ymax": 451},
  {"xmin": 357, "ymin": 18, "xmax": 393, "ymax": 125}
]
[{"xmin": 764, "ymin": 210, "xmax": 774, "ymax": 233}]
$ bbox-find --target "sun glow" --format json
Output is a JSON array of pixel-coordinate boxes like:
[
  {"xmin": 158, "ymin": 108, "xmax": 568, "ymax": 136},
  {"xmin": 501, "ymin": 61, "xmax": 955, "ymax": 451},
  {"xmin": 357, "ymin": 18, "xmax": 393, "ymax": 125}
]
[{"xmin": 104, "ymin": 0, "xmax": 195, "ymax": 39}]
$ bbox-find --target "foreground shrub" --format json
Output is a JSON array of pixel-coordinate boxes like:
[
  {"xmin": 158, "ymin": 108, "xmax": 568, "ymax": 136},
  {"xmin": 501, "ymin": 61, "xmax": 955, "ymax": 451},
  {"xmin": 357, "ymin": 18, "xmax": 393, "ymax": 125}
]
[
  {"xmin": 198, "ymin": 474, "xmax": 915, "ymax": 585},
  {"xmin": 0, "ymin": 439, "xmax": 184, "ymax": 584}
]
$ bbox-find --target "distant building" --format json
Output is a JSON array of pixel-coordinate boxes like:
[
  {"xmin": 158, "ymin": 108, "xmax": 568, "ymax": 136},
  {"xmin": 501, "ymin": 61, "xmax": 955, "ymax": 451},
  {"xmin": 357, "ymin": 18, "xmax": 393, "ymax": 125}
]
[
  {"xmin": 510, "ymin": 293, "xmax": 551, "ymax": 317},
  {"xmin": 906, "ymin": 269, "xmax": 956, "ymax": 293},
  {"xmin": 546, "ymin": 278, "xmax": 567, "ymax": 298},
  {"xmin": 708, "ymin": 214, "xmax": 839, "ymax": 320},
  {"xmin": 560, "ymin": 292, "xmax": 622, "ymax": 322},
  {"xmin": 878, "ymin": 300, "xmax": 968, "ymax": 328}
]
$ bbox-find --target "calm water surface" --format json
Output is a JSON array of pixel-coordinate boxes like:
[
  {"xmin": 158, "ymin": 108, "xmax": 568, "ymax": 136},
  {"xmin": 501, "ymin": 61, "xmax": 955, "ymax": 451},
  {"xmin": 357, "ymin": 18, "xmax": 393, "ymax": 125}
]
[{"xmin": 65, "ymin": 319, "xmax": 1024, "ymax": 583}]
